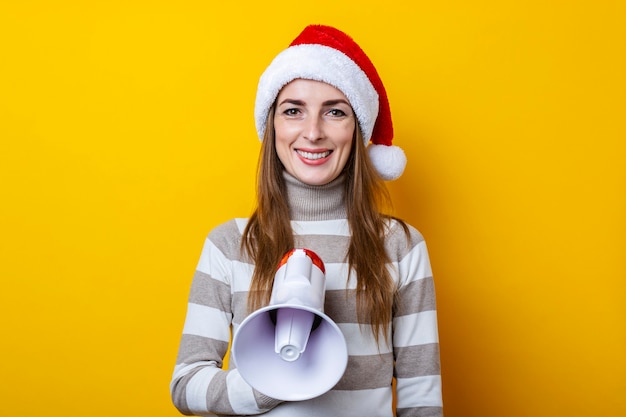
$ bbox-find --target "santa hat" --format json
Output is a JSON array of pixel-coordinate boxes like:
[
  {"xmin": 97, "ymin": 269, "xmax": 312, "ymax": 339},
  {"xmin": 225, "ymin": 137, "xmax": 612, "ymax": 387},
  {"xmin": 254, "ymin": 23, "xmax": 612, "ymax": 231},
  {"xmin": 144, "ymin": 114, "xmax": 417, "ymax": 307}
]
[{"xmin": 254, "ymin": 24, "xmax": 406, "ymax": 181}]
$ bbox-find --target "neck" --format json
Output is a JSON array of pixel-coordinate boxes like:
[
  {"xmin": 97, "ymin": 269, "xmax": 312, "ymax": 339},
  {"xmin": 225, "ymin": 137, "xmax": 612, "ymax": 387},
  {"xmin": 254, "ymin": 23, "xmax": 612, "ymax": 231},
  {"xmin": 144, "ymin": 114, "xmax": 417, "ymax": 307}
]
[{"xmin": 283, "ymin": 171, "xmax": 347, "ymax": 221}]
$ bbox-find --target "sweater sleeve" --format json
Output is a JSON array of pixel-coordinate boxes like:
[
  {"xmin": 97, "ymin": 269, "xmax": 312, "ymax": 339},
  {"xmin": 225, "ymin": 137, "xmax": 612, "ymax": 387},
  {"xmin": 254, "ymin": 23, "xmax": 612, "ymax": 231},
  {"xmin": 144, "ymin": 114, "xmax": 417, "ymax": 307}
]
[
  {"xmin": 170, "ymin": 227, "xmax": 283, "ymax": 416},
  {"xmin": 391, "ymin": 223, "xmax": 444, "ymax": 417}
]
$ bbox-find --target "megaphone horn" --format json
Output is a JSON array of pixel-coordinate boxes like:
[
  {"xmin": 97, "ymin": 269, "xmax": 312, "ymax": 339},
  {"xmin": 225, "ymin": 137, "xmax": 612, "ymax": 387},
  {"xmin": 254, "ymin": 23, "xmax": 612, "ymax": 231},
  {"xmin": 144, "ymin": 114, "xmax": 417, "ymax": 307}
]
[{"xmin": 232, "ymin": 248, "xmax": 348, "ymax": 401}]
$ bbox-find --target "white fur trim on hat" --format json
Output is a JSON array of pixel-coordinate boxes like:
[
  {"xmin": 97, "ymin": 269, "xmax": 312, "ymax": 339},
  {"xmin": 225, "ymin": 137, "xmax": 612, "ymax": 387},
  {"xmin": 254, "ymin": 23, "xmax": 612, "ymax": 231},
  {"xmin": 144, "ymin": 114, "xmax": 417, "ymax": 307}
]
[
  {"xmin": 367, "ymin": 144, "xmax": 407, "ymax": 181},
  {"xmin": 255, "ymin": 44, "xmax": 379, "ymax": 144}
]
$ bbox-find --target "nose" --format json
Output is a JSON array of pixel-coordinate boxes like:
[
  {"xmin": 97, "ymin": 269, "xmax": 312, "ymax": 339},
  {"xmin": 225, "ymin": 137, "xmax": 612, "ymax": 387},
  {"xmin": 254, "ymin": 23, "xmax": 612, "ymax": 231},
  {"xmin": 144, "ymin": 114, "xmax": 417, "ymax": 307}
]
[{"xmin": 303, "ymin": 115, "xmax": 324, "ymax": 142}]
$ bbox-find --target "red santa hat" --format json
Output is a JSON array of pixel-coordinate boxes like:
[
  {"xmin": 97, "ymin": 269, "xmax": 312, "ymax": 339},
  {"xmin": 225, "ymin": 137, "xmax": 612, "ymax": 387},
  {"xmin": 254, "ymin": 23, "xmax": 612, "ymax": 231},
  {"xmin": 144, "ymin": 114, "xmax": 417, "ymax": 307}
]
[{"xmin": 254, "ymin": 25, "xmax": 406, "ymax": 181}]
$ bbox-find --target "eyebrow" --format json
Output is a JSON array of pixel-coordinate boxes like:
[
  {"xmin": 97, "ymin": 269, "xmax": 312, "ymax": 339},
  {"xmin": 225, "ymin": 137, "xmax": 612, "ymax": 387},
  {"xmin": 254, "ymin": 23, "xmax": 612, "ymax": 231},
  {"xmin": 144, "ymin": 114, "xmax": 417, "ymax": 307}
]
[
  {"xmin": 323, "ymin": 99, "xmax": 351, "ymax": 107},
  {"xmin": 277, "ymin": 99, "xmax": 305, "ymax": 106}
]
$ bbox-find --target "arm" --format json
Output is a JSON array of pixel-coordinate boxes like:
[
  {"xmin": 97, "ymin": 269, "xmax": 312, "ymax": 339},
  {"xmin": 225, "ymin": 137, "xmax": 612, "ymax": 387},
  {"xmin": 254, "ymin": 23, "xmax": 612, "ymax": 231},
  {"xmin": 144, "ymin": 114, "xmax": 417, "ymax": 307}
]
[
  {"xmin": 170, "ymin": 229, "xmax": 282, "ymax": 416},
  {"xmin": 392, "ymin": 225, "xmax": 444, "ymax": 417}
]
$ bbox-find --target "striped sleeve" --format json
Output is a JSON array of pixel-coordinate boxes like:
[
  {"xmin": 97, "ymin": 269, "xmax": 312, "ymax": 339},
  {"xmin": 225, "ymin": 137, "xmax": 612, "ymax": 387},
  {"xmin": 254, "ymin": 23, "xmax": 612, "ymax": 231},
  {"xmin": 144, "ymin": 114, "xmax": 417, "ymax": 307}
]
[
  {"xmin": 389, "ymin": 222, "xmax": 443, "ymax": 417},
  {"xmin": 170, "ymin": 221, "xmax": 282, "ymax": 416}
]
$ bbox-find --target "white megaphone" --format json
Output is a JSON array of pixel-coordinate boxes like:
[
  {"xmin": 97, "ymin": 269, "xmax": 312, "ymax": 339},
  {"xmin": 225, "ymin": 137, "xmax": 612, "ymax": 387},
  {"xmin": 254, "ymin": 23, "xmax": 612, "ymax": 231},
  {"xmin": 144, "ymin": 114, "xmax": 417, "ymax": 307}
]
[{"xmin": 231, "ymin": 248, "xmax": 348, "ymax": 401}]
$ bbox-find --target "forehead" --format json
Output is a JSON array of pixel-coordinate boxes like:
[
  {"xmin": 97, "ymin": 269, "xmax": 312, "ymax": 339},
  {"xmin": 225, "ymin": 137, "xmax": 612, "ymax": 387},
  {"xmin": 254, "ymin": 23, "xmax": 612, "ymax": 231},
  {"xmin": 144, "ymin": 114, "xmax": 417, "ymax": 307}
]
[{"xmin": 276, "ymin": 79, "xmax": 350, "ymax": 103}]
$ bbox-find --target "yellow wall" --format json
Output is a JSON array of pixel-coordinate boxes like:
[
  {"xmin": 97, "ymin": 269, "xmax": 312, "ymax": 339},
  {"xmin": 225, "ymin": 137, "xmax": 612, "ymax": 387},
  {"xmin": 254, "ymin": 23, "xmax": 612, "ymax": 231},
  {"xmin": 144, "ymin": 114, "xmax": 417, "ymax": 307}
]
[{"xmin": 1, "ymin": 1, "xmax": 624, "ymax": 416}]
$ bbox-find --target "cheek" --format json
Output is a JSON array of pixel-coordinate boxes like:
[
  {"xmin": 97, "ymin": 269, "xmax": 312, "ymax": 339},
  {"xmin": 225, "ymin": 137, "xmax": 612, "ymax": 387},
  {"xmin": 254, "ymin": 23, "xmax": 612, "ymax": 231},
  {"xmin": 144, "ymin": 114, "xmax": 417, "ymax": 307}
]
[
  {"xmin": 273, "ymin": 130, "xmax": 292, "ymax": 168},
  {"xmin": 274, "ymin": 122, "xmax": 297, "ymax": 145},
  {"xmin": 336, "ymin": 126, "xmax": 355, "ymax": 150},
  {"xmin": 275, "ymin": 137, "xmax": 294, "ymax": 156}
]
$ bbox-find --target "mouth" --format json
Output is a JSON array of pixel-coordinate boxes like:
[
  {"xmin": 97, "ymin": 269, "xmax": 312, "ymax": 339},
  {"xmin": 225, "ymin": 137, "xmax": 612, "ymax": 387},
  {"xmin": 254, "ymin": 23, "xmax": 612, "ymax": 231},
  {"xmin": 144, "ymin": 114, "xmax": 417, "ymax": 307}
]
[{"xmin": 295, "ymin": 149, "xmax": 332, "ymax": 160}]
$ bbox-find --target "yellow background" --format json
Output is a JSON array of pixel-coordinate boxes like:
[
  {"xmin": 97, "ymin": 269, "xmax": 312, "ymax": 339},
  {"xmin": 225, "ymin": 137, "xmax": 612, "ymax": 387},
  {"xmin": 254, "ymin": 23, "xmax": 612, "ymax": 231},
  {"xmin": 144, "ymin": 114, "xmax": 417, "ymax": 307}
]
[{"xmin": 1, "ymin": 1, "xmax": 624, "ymax": 416}]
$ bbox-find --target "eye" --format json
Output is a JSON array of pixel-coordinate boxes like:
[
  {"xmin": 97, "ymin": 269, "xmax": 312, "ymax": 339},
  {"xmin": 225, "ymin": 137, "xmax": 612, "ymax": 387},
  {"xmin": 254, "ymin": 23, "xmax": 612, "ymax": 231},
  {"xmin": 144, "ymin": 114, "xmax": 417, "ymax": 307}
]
[
  {"xmin": 328, "ymin": 109, "xmax": 347, "ymax": 117},
  {"xmin": 283, "ymin": 108, "xmax": 300, "ymax": 116}
]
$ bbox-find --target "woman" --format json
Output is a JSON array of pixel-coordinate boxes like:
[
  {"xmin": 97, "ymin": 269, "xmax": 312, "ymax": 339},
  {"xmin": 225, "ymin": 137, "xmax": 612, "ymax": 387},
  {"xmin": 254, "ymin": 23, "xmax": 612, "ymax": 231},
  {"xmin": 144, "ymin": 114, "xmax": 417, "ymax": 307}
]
[{"xmin": 171, "ymin": 25, "xmax": 443, "ymax": 417}]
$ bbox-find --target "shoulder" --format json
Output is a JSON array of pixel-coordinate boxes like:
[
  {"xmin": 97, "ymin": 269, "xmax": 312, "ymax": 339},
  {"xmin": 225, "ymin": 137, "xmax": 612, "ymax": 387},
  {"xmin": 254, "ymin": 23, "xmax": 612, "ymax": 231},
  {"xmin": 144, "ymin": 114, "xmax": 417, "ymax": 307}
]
[
  {"xmin": 207, "ymin": 218, "xmax": 247, "ymax": 239},
  {"xmin": 384, "ymin": 218, "xmax": 426, "ymax": 261},
  {"xmin": 206, "ymin": 218, "xmax": 249, "ymax": 261}
]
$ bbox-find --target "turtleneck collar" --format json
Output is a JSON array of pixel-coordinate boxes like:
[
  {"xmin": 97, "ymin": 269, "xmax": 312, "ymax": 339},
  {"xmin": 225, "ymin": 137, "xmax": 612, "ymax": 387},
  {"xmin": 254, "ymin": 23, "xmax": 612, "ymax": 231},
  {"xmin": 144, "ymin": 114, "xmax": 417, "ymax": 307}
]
[{"xmin": 283, "ymin": 171, "xmax": 347, "ymax": 221}]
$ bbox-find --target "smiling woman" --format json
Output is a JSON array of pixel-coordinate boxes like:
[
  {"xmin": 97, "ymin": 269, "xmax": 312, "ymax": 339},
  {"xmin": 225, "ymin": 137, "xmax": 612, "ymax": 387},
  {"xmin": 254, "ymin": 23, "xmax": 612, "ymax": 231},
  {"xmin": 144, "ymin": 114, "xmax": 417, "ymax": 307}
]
[{"xmin": 170, "ymin": 24, "xmax": 442, "ymax": 417}]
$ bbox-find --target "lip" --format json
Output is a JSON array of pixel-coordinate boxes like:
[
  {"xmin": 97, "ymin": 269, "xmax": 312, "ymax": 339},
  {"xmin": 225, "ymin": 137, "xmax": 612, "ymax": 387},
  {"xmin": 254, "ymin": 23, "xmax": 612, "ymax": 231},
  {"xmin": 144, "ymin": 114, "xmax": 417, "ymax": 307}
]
[{"xmin": 295, "ymin": 148, "xmax": 333, "ymax": 165}]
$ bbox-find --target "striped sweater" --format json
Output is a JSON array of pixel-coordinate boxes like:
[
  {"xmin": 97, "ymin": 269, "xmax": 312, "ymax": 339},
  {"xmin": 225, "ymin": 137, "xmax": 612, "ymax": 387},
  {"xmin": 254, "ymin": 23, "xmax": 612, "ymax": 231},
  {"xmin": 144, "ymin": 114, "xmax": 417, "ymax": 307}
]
[{"xmin": 171, "ymin": 173, "xmax": 443, "ymax": 416}]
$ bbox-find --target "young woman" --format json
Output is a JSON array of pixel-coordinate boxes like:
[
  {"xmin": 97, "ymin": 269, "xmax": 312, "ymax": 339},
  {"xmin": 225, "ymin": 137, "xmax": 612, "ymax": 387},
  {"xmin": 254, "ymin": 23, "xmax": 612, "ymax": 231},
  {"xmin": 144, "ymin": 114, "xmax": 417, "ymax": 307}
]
[{"xmin": 171, "ymin": 25, "xmax": 443, "ymax": 417}]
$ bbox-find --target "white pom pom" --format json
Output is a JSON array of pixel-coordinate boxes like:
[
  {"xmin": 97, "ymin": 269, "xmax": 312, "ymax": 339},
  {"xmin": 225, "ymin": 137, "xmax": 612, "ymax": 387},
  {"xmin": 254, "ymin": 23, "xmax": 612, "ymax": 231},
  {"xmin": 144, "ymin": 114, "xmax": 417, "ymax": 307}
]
[{"xmin": 367, "ymin": 144, "xmax": 407, "ymax": 181}]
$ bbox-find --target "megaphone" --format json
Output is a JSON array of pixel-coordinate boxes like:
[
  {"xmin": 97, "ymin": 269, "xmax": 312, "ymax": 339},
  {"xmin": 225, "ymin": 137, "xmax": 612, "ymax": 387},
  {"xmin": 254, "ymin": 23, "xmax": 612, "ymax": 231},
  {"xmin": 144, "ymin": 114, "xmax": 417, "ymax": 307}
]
[{"xmin": 231, "ymin": 248, "xmax": 348, "ymax": 401}]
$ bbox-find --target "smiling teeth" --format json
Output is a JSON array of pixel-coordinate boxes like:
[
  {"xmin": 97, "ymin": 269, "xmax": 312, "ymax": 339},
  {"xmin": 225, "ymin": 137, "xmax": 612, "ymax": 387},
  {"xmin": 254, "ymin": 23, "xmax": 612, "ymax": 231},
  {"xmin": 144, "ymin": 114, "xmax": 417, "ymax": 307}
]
[{"xmin": 297, "ymin": 150, "xmax": 331, "ymax": 160}]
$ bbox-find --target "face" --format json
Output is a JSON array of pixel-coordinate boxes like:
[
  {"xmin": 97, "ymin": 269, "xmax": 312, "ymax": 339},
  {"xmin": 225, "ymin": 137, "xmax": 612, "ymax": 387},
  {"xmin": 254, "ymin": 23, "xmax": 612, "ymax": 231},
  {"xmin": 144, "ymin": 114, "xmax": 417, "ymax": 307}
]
[{"xmin": 273, "ymin": 79, "xmax": 355, "ymax": 186}]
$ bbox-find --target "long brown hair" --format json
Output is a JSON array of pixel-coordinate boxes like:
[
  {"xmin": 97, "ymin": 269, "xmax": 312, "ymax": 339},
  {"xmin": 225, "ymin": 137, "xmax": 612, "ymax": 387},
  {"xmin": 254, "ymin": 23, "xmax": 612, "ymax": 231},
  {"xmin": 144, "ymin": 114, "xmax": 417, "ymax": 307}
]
[{"xmin": 241, "ymin": 106, "xmax": 406, "ymax": 345}]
